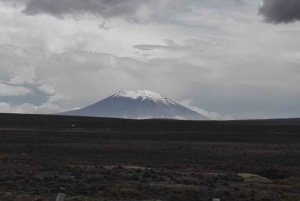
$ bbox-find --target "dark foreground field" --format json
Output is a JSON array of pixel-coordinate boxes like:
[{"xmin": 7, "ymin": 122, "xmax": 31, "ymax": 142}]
[{"xmin": 0, "ymin": 114, "xmax": 300, "ymax": 201}]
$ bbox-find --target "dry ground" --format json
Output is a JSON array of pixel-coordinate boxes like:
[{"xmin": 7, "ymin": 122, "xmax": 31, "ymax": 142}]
[{"xmin": 0, "ymin": 114, "xmax": 300, "ymax": 200}]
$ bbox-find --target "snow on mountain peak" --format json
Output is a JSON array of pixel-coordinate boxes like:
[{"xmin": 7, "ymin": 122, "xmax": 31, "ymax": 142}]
[{"xmin": 112, "ymin": 90, "xmax": 177, "ymax": 105}]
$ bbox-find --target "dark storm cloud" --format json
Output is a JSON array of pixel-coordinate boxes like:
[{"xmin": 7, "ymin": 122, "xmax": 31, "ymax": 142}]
[
  {"xmin": 259, "ymin": 0, "xmax": 300, "ymax": 23},
  {"xmin": 21, "ymin": 0, "xmax": 146, "ymax": 19}
]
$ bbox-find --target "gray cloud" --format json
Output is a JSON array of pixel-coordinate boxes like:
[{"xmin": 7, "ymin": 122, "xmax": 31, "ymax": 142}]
[
  {"xmin": 134, "ymin": 39, "xmax": 191, "ymax": 51},
  {"xmin": 98, "ymin": 21, "xmax": 112, "ymax": 31},
  {"xmin": 1, "ymin": 0, "xmax": 257, "ymax": 26},
  {"xmin": 259, "ymin": 0, "xmax": 300, "ymax": 23},
  {"xmin": 134, "ymin": 39, "xmax": 190, "ymax": 51},
  {"xmin": 134, "ymin": 44, "xmax": 167, "ymax": 51},
  {"xmin": 133, "ymin": 38, "xmax": 230, "ymax": 56},
  {"xmin": 22, "ymin": 0, "xmax": 147, "ymax": 19}
]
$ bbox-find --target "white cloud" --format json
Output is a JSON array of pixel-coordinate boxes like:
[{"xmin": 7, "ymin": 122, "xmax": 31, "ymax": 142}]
[
  {"xmin": 7, "ymin": 65, "xmax": 37, "ymax": 85},
  {"xmin": 38, "ymin": 84, "xmax": 55, "ymax": 95},
  {"xmin": 0, "ymin": 84, "xmax": 31, "ymax": 96},
  {"xmin": 180, "ymin": 100, "xmax": 234, "ymax": 120},
  {"xmin": 0, "ymin": 102, "xmax": 61, "ymax": 114}
]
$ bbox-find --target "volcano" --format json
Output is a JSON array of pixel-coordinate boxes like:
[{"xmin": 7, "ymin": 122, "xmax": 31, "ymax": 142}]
[{"xmin": 60, "ymin": 90, "xmax": 208, "ymax": 120}]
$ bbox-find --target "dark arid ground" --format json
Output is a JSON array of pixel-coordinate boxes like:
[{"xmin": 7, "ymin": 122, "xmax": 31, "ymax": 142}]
[{"xmin": 0, "ymin": 114, "xmax": 300, "ymax": 201}]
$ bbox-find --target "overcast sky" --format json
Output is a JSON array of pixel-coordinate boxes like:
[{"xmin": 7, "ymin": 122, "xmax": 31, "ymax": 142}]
[{"xmin": 0, "ymin": 0, "xmax": 300, "ymax": 120}]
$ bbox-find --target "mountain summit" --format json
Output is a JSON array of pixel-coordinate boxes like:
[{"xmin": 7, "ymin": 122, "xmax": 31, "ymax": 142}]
[
  {"xmin": 112, "ymin": 90, "xmax": 178, "ymax": 105},
  {"xmin": 61, "ymin": 90, "xmax": 208, "ymax": 120}
]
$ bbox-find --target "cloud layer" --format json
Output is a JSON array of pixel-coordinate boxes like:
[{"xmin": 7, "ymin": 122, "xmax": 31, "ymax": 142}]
[
  {"xmin": 22, "ymin": 0, "xmax": 145, "ymax": 19},
  {"xmin": 0, "ymin": 0, "xmax": 300, "ymax": 119},
  {"xmin": 0, "ymin": 84, "xmax": 31, "ymax": 96},
  {"xmin": 0, "ymin": 102, "xmax": 60, "ymax": 114},
  {"xmin": 19, "ymin": 0, "xmax": 177, "ymax": 24},
  {"xmin": 259, "ymin": 0, "xmax": 300, "ymax": 23}
]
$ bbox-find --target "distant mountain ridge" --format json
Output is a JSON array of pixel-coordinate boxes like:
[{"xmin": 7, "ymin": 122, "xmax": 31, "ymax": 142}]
[{"xmin": 60, "ymin": 90, "xmax": 208, "ymax": 120}]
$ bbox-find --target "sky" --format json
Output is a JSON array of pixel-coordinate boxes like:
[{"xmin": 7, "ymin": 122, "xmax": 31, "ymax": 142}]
[{"xmin": 0, "ymin": 0, "xmax": 300, "ymax": 120}]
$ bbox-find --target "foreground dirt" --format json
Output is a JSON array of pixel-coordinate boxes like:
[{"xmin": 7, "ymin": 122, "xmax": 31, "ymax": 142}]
[{"xmin": 0, "ymin": 114, "xmax": 300, "ymax": 200}]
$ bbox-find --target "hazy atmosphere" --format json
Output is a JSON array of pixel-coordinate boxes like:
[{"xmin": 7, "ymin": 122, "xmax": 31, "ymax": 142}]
[{"xmin": 1, "ymin": 0, "xmax": 300, "ymax": 120}]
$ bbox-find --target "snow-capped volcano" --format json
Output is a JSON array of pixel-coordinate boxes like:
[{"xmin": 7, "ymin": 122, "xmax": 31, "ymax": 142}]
[
  {"xmin": 112, "ymin": 90, "xmax": 177, "ymax": 105},
  {"xmin": 60, "ymin": 90, "xmax": 208, "ymax": 120}
]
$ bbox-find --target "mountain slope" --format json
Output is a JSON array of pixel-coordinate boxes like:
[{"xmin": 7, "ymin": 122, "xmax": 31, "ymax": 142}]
[{"xmin": 61, "ymin": 90, "xmax": 208, "ymax": 120}]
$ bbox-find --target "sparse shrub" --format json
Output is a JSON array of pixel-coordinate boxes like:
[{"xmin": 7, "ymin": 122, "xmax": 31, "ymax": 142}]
[
  {"xmin": 234, "ymin": 187, "xmax": 240, "ymax": 191},
  {"xmin": 33, "ymin": 198, "xmax": 43, "ymax": 201},
  {"xmin": 231, "ymin": 175, "xmax": 245, "ymax": 182},
  {"xmin": 135, "ymin": 168, "xmax": 143, "ymax": 173},
  {"xmin": 239, "ymin": 192, "xmax": 247, "ymax": 198},
  {"xmin": 0, "ymin": 155, "xmax": 8, "ymax": 161},
  {"xmin": 110, "ymin": 187, "xmax": 142, "ymax": 197},
  {"xmin": 71, "ymin": 169, "xmax": 83, "ymax": 178},
  {"xmin": 222, "ymin": 190, "xmax": 232, "ymax": 197},
  {"xmin": 221, "ymin": 175, "xmax": 229, "ymax": 181},
  {"xmin": 221, "ymin": 181, "xmax": 229, "ymax": 187},
  {"xmin": 259, "ymin": 168, "xmax": 290, "ymax": 180},
  {"xmin": 128, "ymin": 173, "xmax": 140, "ymax": 181},
  {"xmin": 261, "ymin": 197, "xmax": 272, "ymax": 201},
  {"xmin": 158, "ymin": 177, "xmax": 166, "ymax": 182}
]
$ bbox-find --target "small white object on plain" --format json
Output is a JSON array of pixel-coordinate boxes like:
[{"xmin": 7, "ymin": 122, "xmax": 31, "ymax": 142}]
[
  {"xmin": 56, "ymin": 193, "xmax": 66, "ymax": 201},
  {"xmin": 213, "ymin": 199, "xmax": 220, "ymax": 201}
]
